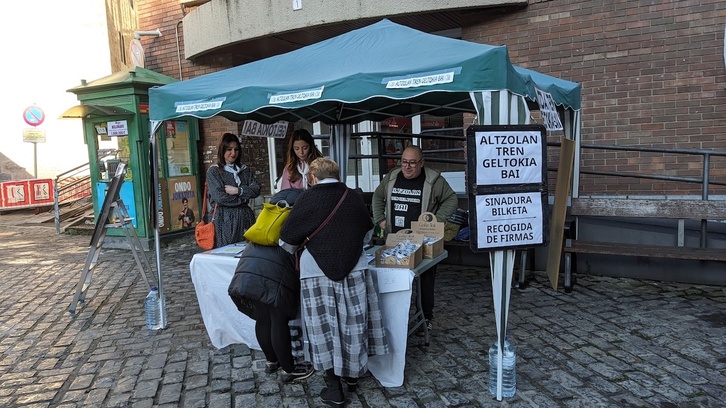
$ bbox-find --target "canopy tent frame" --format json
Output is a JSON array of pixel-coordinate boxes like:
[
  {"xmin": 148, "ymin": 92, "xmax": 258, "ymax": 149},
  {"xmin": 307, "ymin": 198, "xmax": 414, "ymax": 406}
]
[
  {"xmin": 147, "ymin": 21, "xmax": 582, "ymax": 375},
  {"xmin": 149, "ymin": 20, "xmax": 579, "ymax": 124}
]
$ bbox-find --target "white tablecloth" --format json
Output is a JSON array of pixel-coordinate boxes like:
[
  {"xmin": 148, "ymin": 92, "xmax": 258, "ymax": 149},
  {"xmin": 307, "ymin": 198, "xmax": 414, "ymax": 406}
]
[
  {"xmin": 365, "ymin": 267, "xmax": 414, "ymax": 387},
  {"xmin": 189, "ymin": 252, "xmax": 260, "ymax": 350},
  {"xmin": 189, "ymin": 248, "xmax": 446, "ymax": 387}
]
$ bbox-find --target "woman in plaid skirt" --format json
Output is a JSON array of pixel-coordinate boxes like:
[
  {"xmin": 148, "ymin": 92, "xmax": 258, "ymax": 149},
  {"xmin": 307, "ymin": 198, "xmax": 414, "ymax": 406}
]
[{"xmin": 280, "ymin": 158, "xmax": 389, "ymax": 407}]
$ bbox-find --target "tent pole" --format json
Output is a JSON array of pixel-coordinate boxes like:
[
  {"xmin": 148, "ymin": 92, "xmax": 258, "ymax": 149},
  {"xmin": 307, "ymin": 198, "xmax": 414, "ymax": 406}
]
[
  {"xmin": 470, "ymin": 91, "xmax": 525, "ymax": 400},
  {"xmin": 149, "ymin": 120, "xmax": 167, "ymax": 329},
  {"xmin": 331, "ymin": 124, "xmax": 351, "ymax": 184}
]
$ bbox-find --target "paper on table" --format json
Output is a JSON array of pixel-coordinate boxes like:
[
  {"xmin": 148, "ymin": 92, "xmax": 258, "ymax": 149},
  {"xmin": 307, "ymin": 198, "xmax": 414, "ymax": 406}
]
[
  {"xmin": 210, "ymin": 242, "xmax": 246, "ymax": 256},
  {"xmin": 372, "ymin": 267, "xmax": 411, "ymax": 293}
]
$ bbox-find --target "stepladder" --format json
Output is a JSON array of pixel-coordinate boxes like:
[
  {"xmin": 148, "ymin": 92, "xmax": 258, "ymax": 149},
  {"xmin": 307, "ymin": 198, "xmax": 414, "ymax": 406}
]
[{"xmin": 68, "ymin": 197, "xmax": 155, "ymax": 315}]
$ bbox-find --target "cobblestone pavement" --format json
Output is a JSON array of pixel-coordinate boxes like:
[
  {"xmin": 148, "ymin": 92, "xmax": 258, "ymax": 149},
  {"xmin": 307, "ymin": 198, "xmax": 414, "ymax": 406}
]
[{"xmin": 0, "ymin": 213, "xmax": 725, "ymax": 407}]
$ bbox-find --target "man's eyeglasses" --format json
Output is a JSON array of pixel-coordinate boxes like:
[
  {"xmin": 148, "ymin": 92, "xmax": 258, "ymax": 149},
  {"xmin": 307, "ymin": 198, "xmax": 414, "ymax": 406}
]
[{"xmin": 401, "ymin": 159, "xmax": 422, "ymax": 167}]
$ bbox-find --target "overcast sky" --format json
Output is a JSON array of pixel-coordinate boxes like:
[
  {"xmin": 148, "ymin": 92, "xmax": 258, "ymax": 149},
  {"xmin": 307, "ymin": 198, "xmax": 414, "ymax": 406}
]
[{"xmin": 1, "ymin": 1, "xmax": 111, "ymax": 178}]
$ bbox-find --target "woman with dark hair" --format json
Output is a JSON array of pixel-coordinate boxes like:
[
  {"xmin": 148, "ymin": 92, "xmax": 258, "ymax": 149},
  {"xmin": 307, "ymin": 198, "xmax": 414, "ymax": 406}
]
[
  {"xmin": 279, "ymin": 129, "xmax": 323, "ymax": 190},
  {"xmin": 206, "ymin": 133, "xmax": 261, "ymax": 247},
  {"xmin": 280, "ymin": 158, "xmax": 389, "ymax": 407}
]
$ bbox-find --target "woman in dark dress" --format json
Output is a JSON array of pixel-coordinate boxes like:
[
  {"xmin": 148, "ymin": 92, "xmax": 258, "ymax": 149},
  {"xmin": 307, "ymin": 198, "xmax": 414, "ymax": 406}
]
[{"xmin": 206, "ymin": 133, "xmax": 261, "ymax": 247}]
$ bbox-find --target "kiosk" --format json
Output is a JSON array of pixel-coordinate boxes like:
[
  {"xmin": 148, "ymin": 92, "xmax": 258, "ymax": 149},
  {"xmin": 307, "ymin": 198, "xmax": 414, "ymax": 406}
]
[{"xmin": 63, "ymin": 67, "xmax": 201, "ymax": 249}]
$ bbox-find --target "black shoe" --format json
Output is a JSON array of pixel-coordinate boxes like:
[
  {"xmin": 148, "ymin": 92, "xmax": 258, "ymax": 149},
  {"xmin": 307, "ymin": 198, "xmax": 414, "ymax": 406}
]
[
  {"xmin": 265, "ymin": 361, "xmax": 280, "ymax": 374},
  {"xmin": 341, "ymin": 377, "xmax": 358, "ymax": 392},
  {"xmin": 282, "ymin": 362, "xmax": 314, "ymax": 382},
  {"xmin": 320, "ymin": 386, "xmax": 345, "ymax": 406}
]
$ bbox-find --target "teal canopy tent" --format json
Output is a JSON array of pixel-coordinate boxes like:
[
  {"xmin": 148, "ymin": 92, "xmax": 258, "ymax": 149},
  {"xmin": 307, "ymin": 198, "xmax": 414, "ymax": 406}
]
[
  {"xmin": 147, "ymin": 21, "xmax": 581, "ymax": 379},
  {"xmin": 149, "ymin": 18, "xmax": 581, "ymax": 188},
  {"xmin": 149, "ymin": 19, "xmax": 579, "ymax": 124}
]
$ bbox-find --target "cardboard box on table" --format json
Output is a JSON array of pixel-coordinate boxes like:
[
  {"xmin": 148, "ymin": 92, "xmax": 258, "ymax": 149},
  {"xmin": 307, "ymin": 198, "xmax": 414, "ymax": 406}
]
[
  {"xmin": 374, "ymin": 230, "xmax": 424, "ymax": 269},
  {"xmin": 411, "ymin": 212, "xmax": 445, "ymax": 259}
]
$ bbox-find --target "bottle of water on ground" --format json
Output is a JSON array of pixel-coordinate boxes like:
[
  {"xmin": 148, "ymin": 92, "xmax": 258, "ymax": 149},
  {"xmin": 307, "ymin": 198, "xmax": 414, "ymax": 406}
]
[
  {"xmin": 145, "ymin": 286, "xmax": 161, "ymax": 330},
  {"xmin": 488, "ymin": 337, "xmax": 516, "ymax": 398}
]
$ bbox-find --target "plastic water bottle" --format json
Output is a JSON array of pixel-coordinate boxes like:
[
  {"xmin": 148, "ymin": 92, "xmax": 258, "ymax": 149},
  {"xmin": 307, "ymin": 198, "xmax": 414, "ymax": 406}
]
[
  {"xmin": 488, "ymin": 337, "xmax": 516, "ymax": 398},
  {"xmin": 145, "ymin": 286, "xmax": 160, "ymax": 330}
]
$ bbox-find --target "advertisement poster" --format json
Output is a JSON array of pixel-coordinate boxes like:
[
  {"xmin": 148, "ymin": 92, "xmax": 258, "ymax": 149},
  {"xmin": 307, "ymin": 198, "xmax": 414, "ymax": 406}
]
[
  {"xmin": 157, "ymin": 181, "xmax": 170, "ymax": 233},
  {"xmin": 167, "ymin": 175, "xmax": 199, "ymax": 231}
]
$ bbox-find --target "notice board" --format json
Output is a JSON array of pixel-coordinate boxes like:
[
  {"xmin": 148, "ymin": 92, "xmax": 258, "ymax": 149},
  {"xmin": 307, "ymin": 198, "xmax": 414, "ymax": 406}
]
[{"xmin": 465, "ymin": 125, "xmax": 549, "ymax": 252}]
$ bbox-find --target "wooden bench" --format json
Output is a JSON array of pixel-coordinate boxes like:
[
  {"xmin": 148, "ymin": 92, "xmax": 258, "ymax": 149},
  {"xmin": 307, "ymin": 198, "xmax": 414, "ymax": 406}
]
[{"xmin": 562, "ymin": 198, "xmax": 726, "ymax": 292}]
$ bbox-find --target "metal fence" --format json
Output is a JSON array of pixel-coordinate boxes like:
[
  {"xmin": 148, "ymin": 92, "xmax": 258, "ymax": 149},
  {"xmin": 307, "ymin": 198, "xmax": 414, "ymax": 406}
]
[
  {"xmin": 570, "ymin": 142, "xmax": 726, "ymax": 199},
  {"xmin": 53, "ymin": 150, "xmax": 119, "ymax": 233}
]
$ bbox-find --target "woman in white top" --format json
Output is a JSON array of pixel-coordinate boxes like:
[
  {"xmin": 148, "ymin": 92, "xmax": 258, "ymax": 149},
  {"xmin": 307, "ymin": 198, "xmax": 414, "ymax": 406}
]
[{"xmin": 279, "ymin": 129, "xmax": 322, "ymax": 190}]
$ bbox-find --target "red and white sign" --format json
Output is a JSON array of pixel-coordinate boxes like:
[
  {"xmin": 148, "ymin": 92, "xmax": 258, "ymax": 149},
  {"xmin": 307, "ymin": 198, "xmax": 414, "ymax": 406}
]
[
  {"xmin": 0, "ymin": 179, "xmax": 55, "ymax": 209},
  {"xmin": 23, "ymin": 106, "xmax": 45, "ymax": 127}
]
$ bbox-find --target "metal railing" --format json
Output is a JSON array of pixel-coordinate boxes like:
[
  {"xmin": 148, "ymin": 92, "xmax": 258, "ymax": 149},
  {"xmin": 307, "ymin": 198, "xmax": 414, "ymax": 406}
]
[
  {"xmin": 569, "ymin": 142, "xmax": 726, "ymax": 199},
  {"xmin": 347, "ymin": 130, "xmax": 467, "ymax": 187},
  {"xmin": 53, "ymin": 164, "xmax": 92, "ymax": 233},
  {"xmin": 53, "ymin": 150, "xmax": 119, "ymax": 233},
  {"xmin": 343, "ymin": 131, "xmax": 726, "ymax": 200},
  {"xmin": 554, "ymin": 142, "xmax": 726, "ymax": 248}
]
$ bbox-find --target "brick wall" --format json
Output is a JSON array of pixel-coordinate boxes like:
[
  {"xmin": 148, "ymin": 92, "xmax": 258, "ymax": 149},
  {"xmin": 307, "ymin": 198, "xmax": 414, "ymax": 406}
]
[
  {"xmin": 106, "ymin": 0, "xmax": 137, "ymax": 72},
  {"xmin": 464, "ymin": 0, "xmax": 726, "ymax": 196},
  {"xmin": 137, "ymin": 0, "xmax": 272, "ymax": 194},
  {"xmin": 138, "ymin": 0, "xmax": 726, "ymax": 197}
]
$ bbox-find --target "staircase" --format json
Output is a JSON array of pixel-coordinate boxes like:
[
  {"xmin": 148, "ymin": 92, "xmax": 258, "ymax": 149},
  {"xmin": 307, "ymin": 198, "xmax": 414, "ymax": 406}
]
[
  {"xmin": 54, "ymin": 150, "xmax": 118, "ymax": 234},
  {"xmin": 60, "ymin": 204, "xmax": 96, "ymax": 235}
]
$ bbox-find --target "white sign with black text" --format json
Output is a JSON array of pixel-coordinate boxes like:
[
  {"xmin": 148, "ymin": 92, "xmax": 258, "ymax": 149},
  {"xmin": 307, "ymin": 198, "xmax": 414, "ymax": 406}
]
[
  {"xmin": 534, "ymin": 88, "xmax": 564, "ymax": 131},
  {"xmin": 475, "ymin": 129, "xmax": 543, "ymax": 186},
  {"xmin": 241, "ymin": 120, "xmax": 289, "ymax": 138},
  {"xmin": 466, "ymin": 124, "xmax": 548, "ymax": 252},
  {"xmin": 476, "ymin": 192, "xmax": 544, "ymax": 249},
  {"xmin": 108, "ymin": 120, "xmax": 129, "ymax": 137}
]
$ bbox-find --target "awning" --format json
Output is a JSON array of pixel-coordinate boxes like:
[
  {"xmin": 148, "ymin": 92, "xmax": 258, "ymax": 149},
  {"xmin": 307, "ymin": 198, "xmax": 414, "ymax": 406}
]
[{"xmin": 59, "ymin": 105, "xmax": 134, "ymax": 119}]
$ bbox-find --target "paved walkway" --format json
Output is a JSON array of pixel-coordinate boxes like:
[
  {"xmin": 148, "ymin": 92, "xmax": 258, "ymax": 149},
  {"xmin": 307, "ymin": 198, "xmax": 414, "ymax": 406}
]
[{"xmin": 0, "ymin": 211, "xmax": 724, "ymax": 407}]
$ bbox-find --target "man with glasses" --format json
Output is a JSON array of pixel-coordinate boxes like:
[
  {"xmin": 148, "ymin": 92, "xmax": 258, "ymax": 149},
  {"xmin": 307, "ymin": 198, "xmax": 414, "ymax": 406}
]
[{"xmin": 372, "ymin": 145, "xmax": 458, "ymax": 334}]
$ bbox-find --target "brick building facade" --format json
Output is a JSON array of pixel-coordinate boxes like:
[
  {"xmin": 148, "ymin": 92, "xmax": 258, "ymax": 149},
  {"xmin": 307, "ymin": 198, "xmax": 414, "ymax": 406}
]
[
  {"xmin": 465, "ymin": 0, "xmax": 726, "ymax": 196},
  {"xmin": 133, "ymin": 0, "xmax": 726, "ymax": 196},
  {"xmin": 133, "ymin": 0, "xmax": 273, "ymax": 192}
]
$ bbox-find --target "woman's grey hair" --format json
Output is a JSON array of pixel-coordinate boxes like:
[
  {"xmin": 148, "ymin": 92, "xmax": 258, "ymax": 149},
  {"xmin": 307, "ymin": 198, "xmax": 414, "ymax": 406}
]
[{"xmin": 309, "ymin": 157, "xmax": 339, "ymax": 180}]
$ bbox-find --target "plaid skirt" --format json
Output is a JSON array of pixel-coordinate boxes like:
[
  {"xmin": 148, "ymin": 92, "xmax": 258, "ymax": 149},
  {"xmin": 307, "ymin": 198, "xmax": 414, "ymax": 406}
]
[{"xmin": 301, "ymin": 269, "xmax": 390, "ymax": 377}]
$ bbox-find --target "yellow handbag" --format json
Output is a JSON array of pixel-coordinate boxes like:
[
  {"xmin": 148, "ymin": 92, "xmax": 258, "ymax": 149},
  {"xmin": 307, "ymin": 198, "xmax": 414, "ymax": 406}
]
[{"xmin": 243, "ymin": 201, "xmax": 292, "ymax": 246}]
